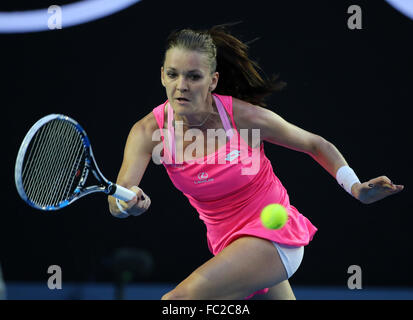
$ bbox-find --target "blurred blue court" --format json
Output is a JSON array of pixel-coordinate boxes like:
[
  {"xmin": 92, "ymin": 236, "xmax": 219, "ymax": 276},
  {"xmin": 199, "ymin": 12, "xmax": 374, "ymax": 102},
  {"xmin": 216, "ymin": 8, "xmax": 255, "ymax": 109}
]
[{"xmin": 3, "ymin": 282, "xmax": 413, "ymax": 300}]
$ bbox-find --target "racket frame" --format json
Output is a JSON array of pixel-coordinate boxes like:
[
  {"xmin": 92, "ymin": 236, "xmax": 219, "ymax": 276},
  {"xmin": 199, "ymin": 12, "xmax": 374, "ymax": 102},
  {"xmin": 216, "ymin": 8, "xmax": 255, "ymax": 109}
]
[{"xmin": 15, "ymin": 114, "xmax": 133, "ymax": 211}]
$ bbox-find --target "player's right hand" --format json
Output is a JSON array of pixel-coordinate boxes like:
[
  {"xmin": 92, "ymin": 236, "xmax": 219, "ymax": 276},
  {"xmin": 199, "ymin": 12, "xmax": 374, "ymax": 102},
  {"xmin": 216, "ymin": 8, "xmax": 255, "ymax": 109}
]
[{"xmin": 118, "ymin": 186, "xmax": 151, "ymax": 216}]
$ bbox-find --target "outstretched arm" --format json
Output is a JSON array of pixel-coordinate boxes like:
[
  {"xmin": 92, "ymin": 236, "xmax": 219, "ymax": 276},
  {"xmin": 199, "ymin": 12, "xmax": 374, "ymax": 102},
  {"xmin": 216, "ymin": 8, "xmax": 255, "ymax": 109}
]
[
  {"xmin": 108, "ymin": 113, "xmax": 157, "ymax": 217},
  {"xmin": 308, "ymin": 138, "xmax": 404, "ymax": 204},
  {"xmin": 233, "ymin": 99, "xmax": 404, "ymax": 204}
]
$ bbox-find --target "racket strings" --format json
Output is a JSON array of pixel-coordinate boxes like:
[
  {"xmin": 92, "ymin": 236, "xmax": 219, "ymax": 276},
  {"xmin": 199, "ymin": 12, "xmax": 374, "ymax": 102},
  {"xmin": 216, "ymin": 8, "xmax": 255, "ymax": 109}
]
[
  {"xmin": 57, "ymin": 135, "xmax": 85, "ymax": 203},
  {"xmin": 23, "ymin": 119, "xmax": 61, "ymax": 202},
  {"xmin": 41, "ymin": 121, "xmax": 83, "ymax": 207},
  {"xmin": 21, "ymin": 119, "xmax": 86, "ymax": 208},
  {"xmin": 30, "ymin": 120, "xmax": 69, "ymax": 206},
  {"xmin": 44, "ymin": 121, "xmax": 81, "ymax": 205},
  {"xmin": 38, "ymin": 120, "xmax": 72, "ymax": 205},
  {"xmin": 23, "ymin": 119, "xmax": 62, "ymax": 206}
]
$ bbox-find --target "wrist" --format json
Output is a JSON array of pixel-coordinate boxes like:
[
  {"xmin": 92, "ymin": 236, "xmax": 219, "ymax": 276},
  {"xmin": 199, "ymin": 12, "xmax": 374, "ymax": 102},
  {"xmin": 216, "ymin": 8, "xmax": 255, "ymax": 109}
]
[
  {"xmin": 336, "ymin": 165, "xmax": 361, "ymax": 197},
  {"xmin": 351, "ymin": 182, "xmax": 362, "ymax": 199}
]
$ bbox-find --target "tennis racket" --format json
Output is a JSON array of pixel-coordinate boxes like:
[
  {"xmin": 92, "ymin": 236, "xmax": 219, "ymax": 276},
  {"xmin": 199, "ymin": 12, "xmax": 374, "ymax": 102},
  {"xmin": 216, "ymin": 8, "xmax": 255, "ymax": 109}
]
[{"xmin": 15, "ymin": 114, "xmax": 136, "ymax": 211}]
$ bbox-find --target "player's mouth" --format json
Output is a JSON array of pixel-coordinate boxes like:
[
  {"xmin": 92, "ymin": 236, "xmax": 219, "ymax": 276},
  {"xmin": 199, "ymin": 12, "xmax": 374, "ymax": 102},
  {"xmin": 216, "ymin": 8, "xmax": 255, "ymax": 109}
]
[{"xmin": 176, "ymin": 97, "xmax": 190, "ymax": 104}]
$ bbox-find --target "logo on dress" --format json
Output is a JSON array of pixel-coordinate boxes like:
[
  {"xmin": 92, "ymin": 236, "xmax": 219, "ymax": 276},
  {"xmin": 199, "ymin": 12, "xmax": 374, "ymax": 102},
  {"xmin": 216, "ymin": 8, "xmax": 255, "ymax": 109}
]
[
  {"xmin": 197, "ymin": 172, "xmax": 208, "ymax": 180},
  {"xmin": 225, "ymin": 150, "xmax": 241, "ymax": 161},
  {"xmin": 194, "ymin": 171, "xmax": 214, "ymax": 185}
]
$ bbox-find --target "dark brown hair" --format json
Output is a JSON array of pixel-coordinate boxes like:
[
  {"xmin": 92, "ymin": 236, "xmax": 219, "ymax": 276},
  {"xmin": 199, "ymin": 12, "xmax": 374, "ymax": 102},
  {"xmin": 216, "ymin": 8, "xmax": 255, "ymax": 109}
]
[{"xmin": 163, "ymin": 22, "xmax": 285, "ymax": 107}]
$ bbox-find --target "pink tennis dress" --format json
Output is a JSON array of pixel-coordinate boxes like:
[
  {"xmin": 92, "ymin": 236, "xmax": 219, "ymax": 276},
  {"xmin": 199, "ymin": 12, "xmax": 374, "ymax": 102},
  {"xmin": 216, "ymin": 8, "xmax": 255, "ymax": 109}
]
[{"xmin": 152, "ymin": 93, "xmax": 317, "ymax": 294}]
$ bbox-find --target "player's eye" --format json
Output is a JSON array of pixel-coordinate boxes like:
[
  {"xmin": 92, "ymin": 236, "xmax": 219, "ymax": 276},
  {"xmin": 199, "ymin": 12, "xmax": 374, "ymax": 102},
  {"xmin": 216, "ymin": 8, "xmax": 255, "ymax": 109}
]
[{"xmin": 189, "ymin": 74, "xmax": 201, "ymax": 80}]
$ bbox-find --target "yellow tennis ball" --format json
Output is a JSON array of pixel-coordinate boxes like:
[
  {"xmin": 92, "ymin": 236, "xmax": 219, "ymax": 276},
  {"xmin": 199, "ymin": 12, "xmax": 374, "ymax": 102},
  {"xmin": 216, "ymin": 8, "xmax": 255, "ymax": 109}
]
[{"xmin": 260, "ymin": 204, "xmax": 288, "ymax": 229}]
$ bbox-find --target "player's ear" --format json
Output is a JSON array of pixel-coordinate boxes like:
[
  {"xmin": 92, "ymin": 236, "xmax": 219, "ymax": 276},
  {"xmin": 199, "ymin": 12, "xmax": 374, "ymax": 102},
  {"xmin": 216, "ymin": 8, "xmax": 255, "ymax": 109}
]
[
  {"xmin": 161, "ymin": 66, "xmax": 165, "ymax": 87},
  {"xmin": 210, "ymin": 71, "xmax": 219, "ymax": 91}
]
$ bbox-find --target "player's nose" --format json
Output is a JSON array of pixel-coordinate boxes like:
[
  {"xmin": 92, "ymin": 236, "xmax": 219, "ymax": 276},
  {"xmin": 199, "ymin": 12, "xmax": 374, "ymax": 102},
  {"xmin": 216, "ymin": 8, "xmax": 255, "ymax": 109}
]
[{"xmin": 176, "ymin": 76, "xmax": 188, "ymax": 92}]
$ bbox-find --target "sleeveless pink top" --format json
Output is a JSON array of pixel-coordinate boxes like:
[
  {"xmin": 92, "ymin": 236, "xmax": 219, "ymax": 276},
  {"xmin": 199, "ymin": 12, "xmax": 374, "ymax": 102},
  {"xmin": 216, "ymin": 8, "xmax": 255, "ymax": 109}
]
[{"xmin": 152, "ymin": 93, "xmax": 317, "ymax": 255}]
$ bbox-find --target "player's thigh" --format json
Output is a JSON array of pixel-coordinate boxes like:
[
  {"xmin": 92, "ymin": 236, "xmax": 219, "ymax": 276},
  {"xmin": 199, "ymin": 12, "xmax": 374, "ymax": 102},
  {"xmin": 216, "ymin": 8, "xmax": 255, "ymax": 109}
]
[{"xmin": 163, "ymin": 236, "xmax": 288, "ymax": 299}]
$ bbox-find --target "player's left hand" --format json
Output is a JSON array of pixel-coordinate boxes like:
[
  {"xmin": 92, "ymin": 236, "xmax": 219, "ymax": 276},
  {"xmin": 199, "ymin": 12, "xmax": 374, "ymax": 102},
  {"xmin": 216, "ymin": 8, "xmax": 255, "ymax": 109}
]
[{"xmin": 352, "ymin": 176, "xmax": 404, "ymax": 204}]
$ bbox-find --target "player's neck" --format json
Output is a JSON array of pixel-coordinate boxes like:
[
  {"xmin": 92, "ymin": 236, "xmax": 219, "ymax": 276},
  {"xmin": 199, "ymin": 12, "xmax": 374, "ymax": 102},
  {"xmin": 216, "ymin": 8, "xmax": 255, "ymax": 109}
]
[{"xmin": 174, "ymin": 97, "xmax": 217, "ymax": 129}]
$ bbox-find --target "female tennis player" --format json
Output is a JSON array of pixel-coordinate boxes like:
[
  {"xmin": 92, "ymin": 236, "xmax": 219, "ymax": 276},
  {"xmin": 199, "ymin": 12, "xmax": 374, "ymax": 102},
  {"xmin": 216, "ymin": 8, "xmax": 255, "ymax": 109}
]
[{"xmin": 108, "ymin": 24, "xmax": 404, "ymax": 300}]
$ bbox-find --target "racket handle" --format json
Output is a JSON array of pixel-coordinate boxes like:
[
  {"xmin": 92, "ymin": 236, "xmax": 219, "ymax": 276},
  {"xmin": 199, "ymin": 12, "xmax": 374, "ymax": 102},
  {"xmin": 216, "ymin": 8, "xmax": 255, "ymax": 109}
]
[{"xmin": 112, "ymin": 184, "xmax": 136, "ymax": 201}]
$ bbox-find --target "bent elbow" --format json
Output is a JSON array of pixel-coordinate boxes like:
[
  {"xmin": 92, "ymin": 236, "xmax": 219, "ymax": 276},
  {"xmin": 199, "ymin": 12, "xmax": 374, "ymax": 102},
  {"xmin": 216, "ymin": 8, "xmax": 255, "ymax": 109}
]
[{"xmin": 311, "ymin": 136, "xmax": 330, "ymax": 156}]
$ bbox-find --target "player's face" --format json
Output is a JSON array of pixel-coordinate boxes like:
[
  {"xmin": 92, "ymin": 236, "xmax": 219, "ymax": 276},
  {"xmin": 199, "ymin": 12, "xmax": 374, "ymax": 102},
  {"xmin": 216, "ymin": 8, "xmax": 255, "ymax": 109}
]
[{"xmin": 161, "ymin": 48, "xmax": 218, "ymax": 116}]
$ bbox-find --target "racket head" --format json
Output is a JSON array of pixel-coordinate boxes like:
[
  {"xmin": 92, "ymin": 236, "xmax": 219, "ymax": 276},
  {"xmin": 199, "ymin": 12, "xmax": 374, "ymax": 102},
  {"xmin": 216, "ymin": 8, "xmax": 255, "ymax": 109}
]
[{"xmin": 15, "ymin": 114, "xmax": 104, "ymax": 211}]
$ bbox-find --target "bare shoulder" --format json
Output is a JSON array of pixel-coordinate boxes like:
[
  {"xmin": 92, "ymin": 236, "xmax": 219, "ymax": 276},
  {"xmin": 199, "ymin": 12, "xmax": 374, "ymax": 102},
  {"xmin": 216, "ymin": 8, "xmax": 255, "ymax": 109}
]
[
  {"xmin": 132, "ymin": 111, "xmax": 159, "ymax": 134},
  {"xmin": 232, "ymin": 97, "xmax": 269, "ymax": 129},
  {"xmin": 128, "ymin": 111, "xmax": 160, "ymax": 154},
  {"xmin": 231, "ymin": 97, "xmax": 270, "ymax": 146},
  {"xmin": 233, "ymin": 97, "xmax": 323, "ymax": 154}
]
